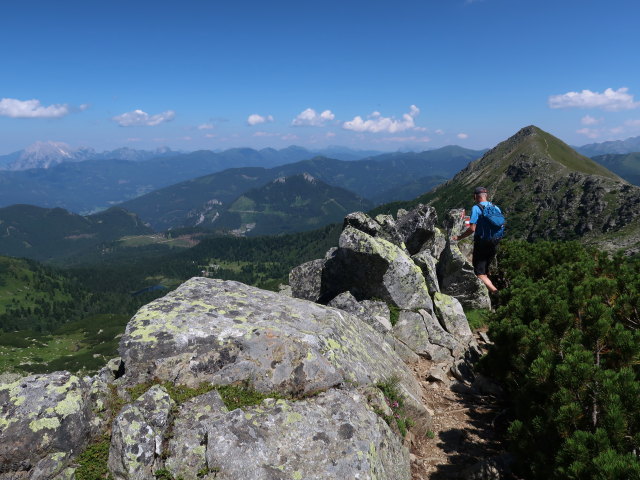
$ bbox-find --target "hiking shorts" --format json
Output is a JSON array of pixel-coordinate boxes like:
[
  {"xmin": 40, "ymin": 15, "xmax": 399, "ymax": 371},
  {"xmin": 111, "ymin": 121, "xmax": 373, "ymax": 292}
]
[{"xmin": 473, "ymin": 239, "xmax": 497, "ymax": 276}]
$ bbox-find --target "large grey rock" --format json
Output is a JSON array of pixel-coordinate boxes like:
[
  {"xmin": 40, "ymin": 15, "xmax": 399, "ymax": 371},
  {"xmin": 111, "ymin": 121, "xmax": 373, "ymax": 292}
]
[
  {"xmin": 0, "ymin": 372, "xmax": 93, "ymax": 478},
  {"xmin": 328, "ymin": 292, "xmax": 392, "ymax": 333},
  {"xmin": 165, "ymin": 390, "xmax": 228, "ymax": 479},
  {"xmin": 395, "ymin": 203, "xmax": 437, "ymax": 255},
  {"xmin": 289, "ymin": 258, "xmax": 325, "ymax": 302},
  {"xmin": 433, "ymin": 292, "xmax": 473, "ymax": 342},
  {"xmin": 108, "ymin": 385, "xmax": 174, "ymax": 480},
  {"xmin": 412, "ymin": 250, "xmax": 440, "ymax": 294},
  {"xmin": 119, "ymin": 277, "xmax": 422, "ymax": 407},
  {"xmin": 437, "ymin": 240, "xmax": 491, "ymax": 310},
  {"xmin": 392, "ymin": 311, "xmax": 453, "ymax": 363},
  {"xmin": 322, "ymin": 226, "xmax": 433, "ymax": 311},
  {"xmin": 420, "ymin": 309, "xmax": 467, "ymax": 360},
  {"xmin": 423, "ymin": 226, "xmax": 447, "ymax": 260},
  {"xmin": 201, "ymin": 389, "xmax": 410, "ymax": 480}
]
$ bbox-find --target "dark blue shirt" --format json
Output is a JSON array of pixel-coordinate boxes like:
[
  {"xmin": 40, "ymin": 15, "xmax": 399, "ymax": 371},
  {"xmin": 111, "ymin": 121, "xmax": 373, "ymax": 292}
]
[{"xmin": 470, "ymin": 201, "xmax": 501, "ymax": 240}]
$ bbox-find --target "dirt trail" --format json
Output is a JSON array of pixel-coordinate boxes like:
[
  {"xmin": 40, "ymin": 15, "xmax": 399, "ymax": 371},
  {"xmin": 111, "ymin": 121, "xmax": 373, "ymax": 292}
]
[{"xmin": 408, "ymin": 333, "xmax": 511, "ymax": 479}]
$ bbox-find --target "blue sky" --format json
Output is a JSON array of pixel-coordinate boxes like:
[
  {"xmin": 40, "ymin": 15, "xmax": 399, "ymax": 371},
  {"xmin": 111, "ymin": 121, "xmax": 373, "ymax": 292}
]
[{"xmin": 1, "ymin": 0, "xmax": 639, "ymax": 154}]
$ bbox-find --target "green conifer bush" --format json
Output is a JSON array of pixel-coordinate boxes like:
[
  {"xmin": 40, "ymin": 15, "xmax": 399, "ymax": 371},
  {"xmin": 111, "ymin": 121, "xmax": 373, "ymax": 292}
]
[{"xmin": 482, "ymin": 241, "xmax": 640, "ymax": 478}]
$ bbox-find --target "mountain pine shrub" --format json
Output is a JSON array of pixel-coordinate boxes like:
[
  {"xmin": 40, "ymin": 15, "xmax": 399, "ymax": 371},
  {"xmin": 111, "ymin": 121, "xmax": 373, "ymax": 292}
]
[{"xmin": 482, "ymin": 241, "xmax": 640, "ymax": 479}]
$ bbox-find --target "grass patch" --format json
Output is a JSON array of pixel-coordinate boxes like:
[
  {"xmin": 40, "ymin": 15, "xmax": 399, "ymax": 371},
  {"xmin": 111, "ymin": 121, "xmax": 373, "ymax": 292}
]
[
  {"xmin": 0, "ymin": 314, "xmax": 130, "ymax": 375},
  {"xmin": 388, "ymin": 303, "xmax": 400, "ymax": 326},
  {"xmin": 375, "ymin": 376, "xmax": 414, "ymax": 437},
  {"xmin": 217, "ymin": 384, "xmax": 286, "ymax": 411},
  {"xmin": 75, "ymin": 435, "xmax": 112, "ymax": 480},
  {"xmin": 464, "ymin": 308, "xmax": 491, "ymax": 330}
]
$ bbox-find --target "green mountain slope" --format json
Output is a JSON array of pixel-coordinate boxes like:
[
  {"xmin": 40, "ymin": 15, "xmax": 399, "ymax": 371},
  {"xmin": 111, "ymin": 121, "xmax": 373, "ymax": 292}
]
[
  {"xmin": 592, "ymin": 152, "xmax": 640, "ymax": 186},
  {"xmin": 0, "ymin": 205, "xmax": 152, "ymax": 261},
  {"xmin": 209, "ymin": 174, "xmax": 372, "ymax": 236},
  {"xmin": 117, "ymin": 146, "xmax": 483, "ymax": 231},
  {"xmin": 383, "ymin": 126, "xmax": 640, "ymax": 252}
]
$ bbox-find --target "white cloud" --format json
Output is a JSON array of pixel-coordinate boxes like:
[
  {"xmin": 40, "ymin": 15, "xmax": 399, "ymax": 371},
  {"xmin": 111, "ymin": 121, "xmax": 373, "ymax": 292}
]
[
  {"xmin": 292, "ymin": 108, "xmax": 335, "ymax": 127},
  {"xmin": 435, "ymin": 129, "xmax": 445, "ymax": 135},
  {"xmin": 247, "ymin": 114, "xmax": 274, "ymax": 126},
  {"xmin": 343, "ymin": 105, "xmax": 424, "ymax": 133},
  {"xmin": 113, "ymin": 109, "xmax": 176, "ymax": 127},
  {"xmin": 381, "ymin": 136, "xmax": 431, "ymax": 143},
  {"xmin": 625, "ymin": 119, "xmax": 640, "ymax": 127},
  {"xmin": 326, "ymin": 132, "xmax": 336, "ymax": 138},
  {"xmin": 253, "ymin": 131, "xmax": 278, "ymax": 137},
  {"xmin": 457, "ymin": 133, "xmax": 469, "ymax": 139},
  {"xmin": 0, "ymin": 98, "xmax": 70, "ymax": 118},
  {"xmin": 576, "ymin": 128, "xmax": 600, "ymax": 139},
  {"xmin": 549, "ymin": 87, "xmax": 640, "ymax": 111},
  {"xmin": 204, "ymin": 133, "xmax": 216, "ymax": 139},
  {"xmin": 198, "ymin": 123, "xmax": 214, "ymax": 130},
  {"xmin": 281, "ymin": 134, "xmax": 299, "ymax": 141},
  {"xmin": 581, "ymin": 115, "xmax": 601, "ymax": 125}
]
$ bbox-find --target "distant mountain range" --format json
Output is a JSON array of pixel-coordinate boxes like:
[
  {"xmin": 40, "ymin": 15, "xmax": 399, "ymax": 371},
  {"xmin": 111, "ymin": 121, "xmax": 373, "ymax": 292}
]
[
  {"xmin": 116, "ymin": 146, "xmax": 483, "ymax": 231},
  {"xmin": 0, "ymin": 141, "xmax": 181, "ymax": 171},
  {"xmin": 575, "ymin": 136, "xmax": 640, "ymax": 157},
  {"xmin": 0, "ymin": 141, "xmax": 383, "ymax": 172},
  {"xmin": 591, "ymin": 153, "xmax": 640, "ymax": 187}
]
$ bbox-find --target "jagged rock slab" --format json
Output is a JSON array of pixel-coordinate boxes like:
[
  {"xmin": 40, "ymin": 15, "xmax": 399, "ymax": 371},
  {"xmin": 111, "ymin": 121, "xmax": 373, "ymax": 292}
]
[
  {"xmin": 119, "ymin": 277, "xmax": 422, "ymax": 406},
  {"xmin": 0, "ymin": 372, "xmax": 93, "ymax": 478},
  {"xmin": 412, "ymin": 250, "xmax": 440, "ymax": 294},
  {"xmin": 395, "ymin": 203, "xmax": 437, "ymax": 255},
  {"xmin": 328, "ymin": 292, "xmax": 392, "ymax": 333},
  {"xmin": 108, "ymin": 385, "xmax": 174, "ymax": 480},
  {"xmin": 392, "ymin": 311, "xmax": 454, "ymax": 363},
  {"xmin": 437, "ymin": 241, "xmax": 490, "ymax": 310},
  {"xmin": 165, "ymin": 389, "xmax": 410, "ymax": 480},
  {"xmin": 289, "ymin": 258, "xmax": 325, "ymax": 302},
  {"xmin": 322, "ymin": 226, "xmax": 433, "ymax": 311},
  {"xmin": 433, "ymin": 292, "xmax": 473, "ymax": 342}
]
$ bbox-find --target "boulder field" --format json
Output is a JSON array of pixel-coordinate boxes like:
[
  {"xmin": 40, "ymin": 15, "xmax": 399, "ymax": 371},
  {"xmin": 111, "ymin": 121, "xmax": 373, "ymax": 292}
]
[{"xmin": 0, "ymin": 204, "xmax": 486, "ymax": 479}]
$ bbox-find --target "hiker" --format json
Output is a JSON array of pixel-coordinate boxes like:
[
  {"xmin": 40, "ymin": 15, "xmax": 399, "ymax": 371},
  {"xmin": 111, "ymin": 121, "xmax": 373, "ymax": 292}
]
[{"xmin": 451, "ymin": 186, "xmax": 503, "ymax": 293}]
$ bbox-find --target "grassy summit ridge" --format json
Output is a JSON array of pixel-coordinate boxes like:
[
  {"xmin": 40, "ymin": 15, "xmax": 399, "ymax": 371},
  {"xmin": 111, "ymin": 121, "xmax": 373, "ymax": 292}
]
[{"xmin": 375, "ymin": 126, "xmax": 640, "ymax": 253}]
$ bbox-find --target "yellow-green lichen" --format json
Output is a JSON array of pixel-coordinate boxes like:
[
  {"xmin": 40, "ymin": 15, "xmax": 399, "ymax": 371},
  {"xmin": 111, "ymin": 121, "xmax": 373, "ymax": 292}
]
[
  {"xmin": 285, "ymin": 412, "xmax": 303, "ymax": 426},
  {"xmin": 292, "ymin": 471, "xmax": 303, "ymax": 480},
  {"xmin": 434, "ymin": 292, "xmax": 453, "ymax": 306},
  {"xmin": 30, "ymin": 417, "xmax": 61, "ymax": 432},
  {"xmin": 54, "ymin": 391, "xmax": 83, "ymax": 417}
]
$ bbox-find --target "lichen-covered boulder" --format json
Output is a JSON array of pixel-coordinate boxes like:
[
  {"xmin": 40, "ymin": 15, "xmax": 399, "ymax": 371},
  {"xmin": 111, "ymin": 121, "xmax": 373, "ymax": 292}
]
[
  {"xmin": 289, "ymin": 258, "xmax": 325, "ymax": 302},
  {"xmin": 108, "ymin": 385, "xmax": 174, "ymax": 480},
  {"xmin": 433, "ymin": 292, "xmax": 473, "ymax": 342},
  {"xmin": 165, "ymin": 390, "xmax": 228, "ymax": 479},
  {"xmin": 119, "ymin": 278, "xmax": 423, "ymax": 408},
  {"xmin": 0, "ymin": 372, "xmax": 92, "ymax": 478},
  {"xmin": 201, "ymin": 389, "xmax": 410, "ymax": 480},
  {"xmin": 412, "ymin": 250, "xmax": 440, "ymax": 294},
  {"xmin": 322, "ymin": 226, "xmax": 433, "ymax": 311},
  {"xmin": 328, "ymin": 292, "xmax": 392, "ymax": 333},
  {"xmin": 392, "ymin": 311, "xmax": 454, "ymax": 363},
  {"xmin": 437, "ymin": 240, "xmax": 491, "ymax": 310},
  {"xmin": 395, "ymin": 203, "xmax": 437, "ymax": 255}
]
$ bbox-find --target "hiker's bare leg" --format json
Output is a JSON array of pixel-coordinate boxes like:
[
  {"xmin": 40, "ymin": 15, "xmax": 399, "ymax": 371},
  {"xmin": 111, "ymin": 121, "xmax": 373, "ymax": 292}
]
[{"xmin": 477, "ymin": 274, "xmax": 498, "ymax": 293}]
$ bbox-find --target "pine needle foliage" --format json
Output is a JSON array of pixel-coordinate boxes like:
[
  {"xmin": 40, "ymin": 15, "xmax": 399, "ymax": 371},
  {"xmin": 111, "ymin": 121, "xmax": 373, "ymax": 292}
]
[{"xmin": 482, "ymin": 240, "xmax": 640, "ymax": 479}]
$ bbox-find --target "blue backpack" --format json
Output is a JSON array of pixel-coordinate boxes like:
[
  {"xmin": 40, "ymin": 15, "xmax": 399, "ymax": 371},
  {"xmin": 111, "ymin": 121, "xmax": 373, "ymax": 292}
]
[{"xmin": 478, "ymin": 203, "xmax": 506, "ymax": 242}]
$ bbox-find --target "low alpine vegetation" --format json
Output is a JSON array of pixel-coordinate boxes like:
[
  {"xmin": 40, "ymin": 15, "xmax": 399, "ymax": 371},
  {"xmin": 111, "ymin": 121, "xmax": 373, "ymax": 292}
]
[{"xmin": 482, "ymin": 240, "xmax": 640, "ymax": 478}]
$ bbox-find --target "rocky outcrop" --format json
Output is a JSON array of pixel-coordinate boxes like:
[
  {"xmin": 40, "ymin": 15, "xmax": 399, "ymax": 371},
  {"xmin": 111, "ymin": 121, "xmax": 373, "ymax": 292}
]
[
  {"xmin": 119, "ymin": 278, "xmax": 422, "ymax": 406},
  {"xmin": 165, "ymin": 389, "xmax": 409, "ymax": 480},
  {"xmin": 0, "ymin": 372, "xmax": 95, "ymax": 478},
  {"xmin": 108, "ymin": 385, "xmax": 174, "ymax": 480},
  {"xmin": 290, "ymin": 205, "xmax": 484, "ymax": 387}
]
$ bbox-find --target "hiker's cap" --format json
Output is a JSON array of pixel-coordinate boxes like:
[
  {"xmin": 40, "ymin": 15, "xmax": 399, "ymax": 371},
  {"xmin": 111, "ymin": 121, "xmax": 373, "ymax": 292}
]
[{"xmin": 474, "ymin": 187, "xmax": 488, "ymax": 194}]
